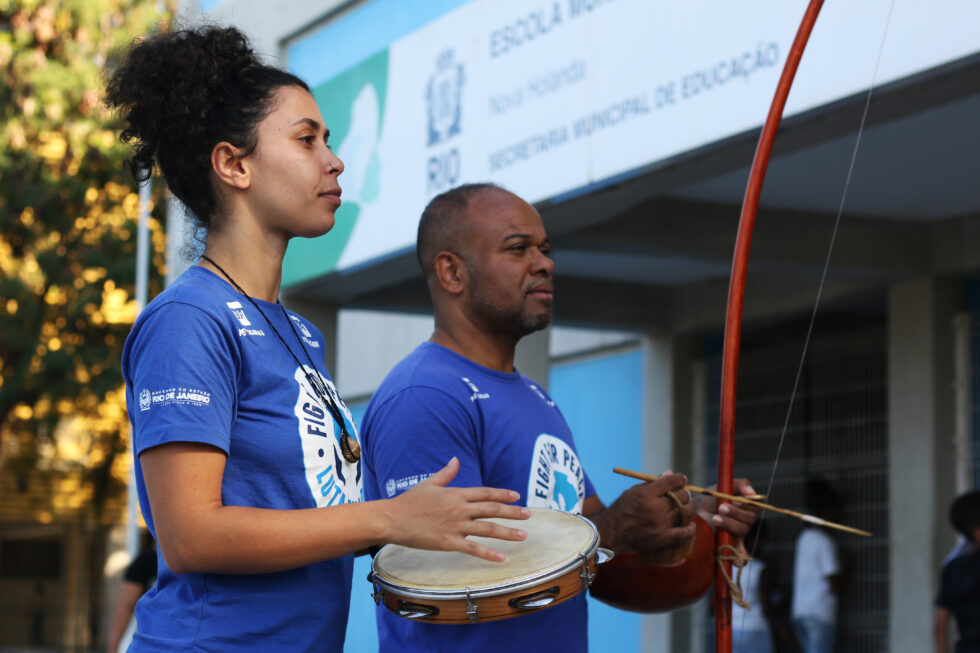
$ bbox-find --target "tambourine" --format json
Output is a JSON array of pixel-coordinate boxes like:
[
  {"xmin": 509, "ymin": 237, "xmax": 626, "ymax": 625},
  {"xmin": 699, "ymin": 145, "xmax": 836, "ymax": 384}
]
[{"xmin": 369, "ymin": 508, "xmax": 613, "ymax": 624}]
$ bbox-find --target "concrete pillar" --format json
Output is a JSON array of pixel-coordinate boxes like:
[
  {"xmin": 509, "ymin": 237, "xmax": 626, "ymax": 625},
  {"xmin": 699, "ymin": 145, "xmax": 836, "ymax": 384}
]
[
  {"xmin": 640, "ymin": 333, "xmax": 699, "ymax": 653},
  {"xmin": 888, "ymin": 278, "xmax": 959, "ymax": 652},
  {"xmin": 952, "ymin": 313, "xmax": 973, "ymax": 496},
  {"xmin": 515, "ymin": 327, "xmax": 551, "ymax": 390},
  {"xmin": 334, "ymin": 310, "xmax": 434, "ymax": 400}
]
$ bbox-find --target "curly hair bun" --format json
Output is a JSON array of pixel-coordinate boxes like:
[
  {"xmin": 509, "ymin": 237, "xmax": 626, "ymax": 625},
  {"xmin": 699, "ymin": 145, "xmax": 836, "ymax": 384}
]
[{"xmin": 104, "ymin": 25, "xmax": 308, "ymax": 225}]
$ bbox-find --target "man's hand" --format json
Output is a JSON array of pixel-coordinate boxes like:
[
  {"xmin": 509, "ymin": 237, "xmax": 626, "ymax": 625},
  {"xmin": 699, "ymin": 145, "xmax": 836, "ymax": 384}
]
[
  {"xmin": 587, "ymin": 472, "xmax": 696, "ymax": 555},
  {"xmin": 694, "ymin": 478, "xmax": 760, "ymax": 553}
]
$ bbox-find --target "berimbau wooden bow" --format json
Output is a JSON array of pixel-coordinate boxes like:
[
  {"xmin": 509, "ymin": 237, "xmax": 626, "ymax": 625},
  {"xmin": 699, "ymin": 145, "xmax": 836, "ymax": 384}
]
[{"xmin": 714, "ymin": 2, "xmax": 826, "ymax": 652}]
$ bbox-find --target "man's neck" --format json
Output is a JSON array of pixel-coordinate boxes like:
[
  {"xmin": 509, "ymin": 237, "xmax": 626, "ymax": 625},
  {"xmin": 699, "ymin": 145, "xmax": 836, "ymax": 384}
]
[{"xmin": 430, "ymin": 324, "xmax": 519, "ymax": 373}]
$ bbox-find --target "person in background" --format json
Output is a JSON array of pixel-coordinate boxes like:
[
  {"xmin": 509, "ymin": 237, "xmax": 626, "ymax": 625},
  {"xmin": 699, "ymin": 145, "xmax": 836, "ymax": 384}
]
[
  {"xmin": 105, "ymin": 26, "xmax": 528, "ymax": 652},
  {"xmin": 29, "ymin": 583, "xmax": 45, "ymax": 646},
  {"xmin": 935, "ymin": 490, "xmax": 980, "ymax": 653},
  {"xmin": 791, "ymin": 478, "xmax": 843, "ymax": 653},
  {"xmin": 105, "ymin": 533, "xmax": 157, "ymax": 653},
  {"xmin": 733, "ymin": 521, "xmax": 776, "ymax": 653}
]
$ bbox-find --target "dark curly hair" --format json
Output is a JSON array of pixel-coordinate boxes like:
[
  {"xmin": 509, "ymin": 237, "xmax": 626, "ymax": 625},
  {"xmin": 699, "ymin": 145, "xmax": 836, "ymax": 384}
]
[{"xmin": 104, "ymin": 25, "xmax": 309, "ymax": 233}]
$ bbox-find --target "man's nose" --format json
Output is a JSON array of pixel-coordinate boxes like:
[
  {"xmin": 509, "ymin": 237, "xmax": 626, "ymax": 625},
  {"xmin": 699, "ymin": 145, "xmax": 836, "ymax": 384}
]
[{"xmin": 532, "ymin": 248, "xmax": 554, "ymax": 275}]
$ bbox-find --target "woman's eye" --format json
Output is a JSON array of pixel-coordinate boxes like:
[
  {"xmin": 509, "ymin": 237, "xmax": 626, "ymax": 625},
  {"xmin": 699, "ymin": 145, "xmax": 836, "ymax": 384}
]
[{"xmin": 299, "ymin": 135, "xmax": 315, "ymax": 145}]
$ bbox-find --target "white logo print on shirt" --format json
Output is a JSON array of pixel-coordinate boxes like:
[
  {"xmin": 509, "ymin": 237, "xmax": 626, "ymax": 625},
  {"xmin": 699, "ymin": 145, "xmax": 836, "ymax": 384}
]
[
  {"xmin": 528, "ymin": 383, "xmax": 556, "ymax": 407},
  {"xmin": 526, "ymin": 433, "xmax": 586, "ymax": 514},
  {"xmin": 225, "ymin": 301, "xmax": 265, "ymax": 337},
  {"xmin": 138, "ymin": 386, "xmax": 211, "ymax": 411},
  {"xmin": 293, "ymin": 365, "xmax": 361, "ymax": 507},
  {"xmin": 225, "ymin": 301, "xmax": 251, "ymax": 325},
  {"xmin": 462, "ymin": 377, "xmax": 490, "ymax": 402},
  {"xmin": 289, "ymin": 315, "xmax": 320, "ymax": 349}
]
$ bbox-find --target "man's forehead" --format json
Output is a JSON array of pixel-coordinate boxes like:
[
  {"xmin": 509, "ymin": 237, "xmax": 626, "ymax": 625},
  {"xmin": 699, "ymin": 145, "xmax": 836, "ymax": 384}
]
[{"xmin": 464, "ymin": 188, "xmax": 545, "ymax": 237}]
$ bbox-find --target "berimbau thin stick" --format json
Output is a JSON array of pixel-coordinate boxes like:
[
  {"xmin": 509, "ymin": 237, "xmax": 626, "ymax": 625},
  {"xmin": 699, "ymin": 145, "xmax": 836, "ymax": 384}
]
[{"xmin": 613, "ymin": 467, "xmax": 872, "ymax": 537}]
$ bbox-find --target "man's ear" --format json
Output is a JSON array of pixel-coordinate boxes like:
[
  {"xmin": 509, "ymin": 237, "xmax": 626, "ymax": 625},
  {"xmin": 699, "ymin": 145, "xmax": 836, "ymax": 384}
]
[
  {"xmin": 433, "ymin": 251, "xmax": 466, "ymax": 295},
  {"xmin": 211, "ymin": 141, "xmax": 250, "ymax": 190}
]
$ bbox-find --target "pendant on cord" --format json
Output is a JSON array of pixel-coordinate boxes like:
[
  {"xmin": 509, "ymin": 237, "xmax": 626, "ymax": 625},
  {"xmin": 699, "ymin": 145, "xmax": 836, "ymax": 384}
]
[{"xmin": 341, "ymin": 431, "xmax": 361, "ymax": 464}]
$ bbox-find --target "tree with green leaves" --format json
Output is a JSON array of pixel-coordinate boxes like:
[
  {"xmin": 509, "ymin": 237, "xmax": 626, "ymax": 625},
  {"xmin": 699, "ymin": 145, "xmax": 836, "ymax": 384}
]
[{"xmin": 0, "ymin": 0, "xmax": 171, "ymax": 521}]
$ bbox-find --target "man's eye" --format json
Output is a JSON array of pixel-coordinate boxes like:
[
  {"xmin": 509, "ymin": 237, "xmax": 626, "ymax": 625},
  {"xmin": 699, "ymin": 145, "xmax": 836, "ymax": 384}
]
[{"xmin": 299, "ymin": 136, "xmax": 315, "ymax": 144}]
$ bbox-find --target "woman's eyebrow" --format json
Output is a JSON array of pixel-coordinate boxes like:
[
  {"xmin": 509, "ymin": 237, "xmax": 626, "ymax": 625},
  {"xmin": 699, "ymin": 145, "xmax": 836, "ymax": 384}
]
[{"xmin": 291, "ymin": 117, "xmax": 323, "ymax": 132}]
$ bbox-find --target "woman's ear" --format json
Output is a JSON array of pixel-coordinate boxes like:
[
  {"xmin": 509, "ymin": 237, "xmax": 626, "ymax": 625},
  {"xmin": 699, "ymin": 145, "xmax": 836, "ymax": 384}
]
[
  {"xmin": 433, "ymin": 251, "xmax": 466, "ymax": 296},
  {"xmin": 211, "ymin": 141, "xmax": 250, "ymax": 190}
]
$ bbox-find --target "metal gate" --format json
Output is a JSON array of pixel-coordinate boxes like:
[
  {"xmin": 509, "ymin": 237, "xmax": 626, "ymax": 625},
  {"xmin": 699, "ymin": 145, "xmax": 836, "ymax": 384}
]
[{"xmin": 703, "ymin": 326, "xmax": 889, "ymax": 652}]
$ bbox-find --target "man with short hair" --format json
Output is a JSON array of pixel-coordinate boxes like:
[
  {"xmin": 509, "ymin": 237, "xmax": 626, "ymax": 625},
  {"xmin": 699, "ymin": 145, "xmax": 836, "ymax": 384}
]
[
  {"xmin": 362, "ymin": 183, "xmax": 758, "ymax": 652},
  {"xmin": 935, "ymin": 490, "xmax": 980, "ymax": 653}
]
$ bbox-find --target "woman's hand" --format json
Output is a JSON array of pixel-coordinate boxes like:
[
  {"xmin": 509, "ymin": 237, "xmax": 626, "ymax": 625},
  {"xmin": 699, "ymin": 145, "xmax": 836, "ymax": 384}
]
[{"xmin": 384, "ymin": 457, "xmax": 530, "ymax": 562}]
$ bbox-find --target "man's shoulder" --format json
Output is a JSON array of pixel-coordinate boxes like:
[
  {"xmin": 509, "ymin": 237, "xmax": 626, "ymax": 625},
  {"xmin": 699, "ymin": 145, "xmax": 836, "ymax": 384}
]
[
  {"xmin": 372, "ymin": 343, "xmax": 481, "ymax": 403},
  {"xmin": 944, "ymin": 547, "xmax": 980, "ymax": 575}
]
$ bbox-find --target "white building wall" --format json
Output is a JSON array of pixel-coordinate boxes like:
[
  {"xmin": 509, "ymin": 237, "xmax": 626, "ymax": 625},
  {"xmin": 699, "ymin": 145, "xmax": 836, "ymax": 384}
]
[{"xmin": 334, "ymin": 310, "xmax": 432, "ymax": 400}]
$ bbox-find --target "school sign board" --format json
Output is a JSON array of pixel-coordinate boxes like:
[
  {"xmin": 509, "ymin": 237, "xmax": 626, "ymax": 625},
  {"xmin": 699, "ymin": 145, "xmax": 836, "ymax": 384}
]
[{"xmin": 280, "ymin": 0, "xmax": 980, "ymax": 285}]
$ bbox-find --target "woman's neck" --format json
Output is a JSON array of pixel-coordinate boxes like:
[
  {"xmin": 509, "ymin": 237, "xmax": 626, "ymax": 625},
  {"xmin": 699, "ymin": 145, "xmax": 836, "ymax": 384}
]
[{"xmin": 201, "ymin": 229, "xmax": 286, "ymax": 303}]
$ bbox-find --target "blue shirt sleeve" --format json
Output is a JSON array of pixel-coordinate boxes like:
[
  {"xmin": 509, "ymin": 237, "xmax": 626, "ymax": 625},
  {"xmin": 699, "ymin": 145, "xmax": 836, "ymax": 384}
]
[
  {"xmin": 364, "ymin": 385, "xmax": 484, "ymax": 501},
  {"xmin": 126, "ymin": 302, "xmax": 239, "ymax": 456}
]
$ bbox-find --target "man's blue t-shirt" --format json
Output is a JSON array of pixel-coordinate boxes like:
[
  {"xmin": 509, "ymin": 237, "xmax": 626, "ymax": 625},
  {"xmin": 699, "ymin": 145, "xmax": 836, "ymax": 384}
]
[
  {"xmin": 121, "ymin": 266, "xmax": 362, "ymax": 652},
  {"xmin": 362, "ymin": 342, "xmax": 597, "ymax": 653}
]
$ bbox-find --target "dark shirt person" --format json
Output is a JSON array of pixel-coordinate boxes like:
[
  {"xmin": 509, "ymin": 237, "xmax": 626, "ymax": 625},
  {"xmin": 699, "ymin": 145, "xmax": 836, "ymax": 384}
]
[
  {"xmin": 936, "ymin": 491, "xmax": 980, "ymax": 653},
  {"xmin": 106, "ymin": 536, "xmax": 157, "ymax": 653}
]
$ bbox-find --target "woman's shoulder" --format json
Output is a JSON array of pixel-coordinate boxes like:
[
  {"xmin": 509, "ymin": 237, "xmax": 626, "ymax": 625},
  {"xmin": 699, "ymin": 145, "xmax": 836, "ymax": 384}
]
[
  {"xmin": 142, "ymin": 267, "xmax": 241, "ymax": 320},
  {"xmin": 129, "ymin": 267, "xmax": 247, "ymax": 348}
]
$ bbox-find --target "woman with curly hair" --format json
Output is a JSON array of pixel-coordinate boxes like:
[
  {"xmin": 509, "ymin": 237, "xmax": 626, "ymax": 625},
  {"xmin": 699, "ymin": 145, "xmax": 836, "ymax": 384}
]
[{"xmin": 105, "ymin": 25, "xmax": 528, "ymax": 651}]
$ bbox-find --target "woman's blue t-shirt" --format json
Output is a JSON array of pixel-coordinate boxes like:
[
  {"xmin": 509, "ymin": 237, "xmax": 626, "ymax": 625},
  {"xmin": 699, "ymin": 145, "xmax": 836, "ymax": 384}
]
[{"xmin": 121, "ymin": 266, "xmax": 361, "ymax": 652}]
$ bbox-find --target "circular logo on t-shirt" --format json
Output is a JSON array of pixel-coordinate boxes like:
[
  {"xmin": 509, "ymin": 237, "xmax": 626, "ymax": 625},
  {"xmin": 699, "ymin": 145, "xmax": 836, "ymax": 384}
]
[
  {"xmin": 293, "ymin": 365, "xmax": 362, "ymax": 507},
  {"xmin": 526, "ymin": 433, "xmax": 586, "ymax": 513}
]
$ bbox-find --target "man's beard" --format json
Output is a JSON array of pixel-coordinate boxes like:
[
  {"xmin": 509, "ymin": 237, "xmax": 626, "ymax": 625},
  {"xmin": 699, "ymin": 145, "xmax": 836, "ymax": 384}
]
[{"xmin": 467, "ymin": 268, "xmax": 552, "ymax": 336}]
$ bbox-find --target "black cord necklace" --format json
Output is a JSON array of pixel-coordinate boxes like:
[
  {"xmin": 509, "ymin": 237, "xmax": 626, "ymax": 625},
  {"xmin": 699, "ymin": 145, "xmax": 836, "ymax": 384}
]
[{"xmin": 201, "ymin": 254, "xmax": 360, "ymax": 463}]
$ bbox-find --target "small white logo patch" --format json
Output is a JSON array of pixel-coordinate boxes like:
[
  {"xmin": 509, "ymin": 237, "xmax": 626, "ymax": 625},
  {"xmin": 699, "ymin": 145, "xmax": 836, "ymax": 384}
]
[
  {"xmin": 383, "ymin": 472, "xmax": 435, "ymax": 497},
  {"xmin": 461, "ymin": 376, "xmax": 490, "ymax": 402},
  {"xmin": 225, "ymin": 301, "xmax": 252, "ymax": 326},
  {"xmin": 140, "ymin": 386, "xmax": 211, "ymax": 410},
  {"xmin": 528, "ymin": 383, "xmax": 556, "ymax": 407},
  {"xmin": 289, "ymin": 315, "xmax": 320, "ymax": 348}
]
